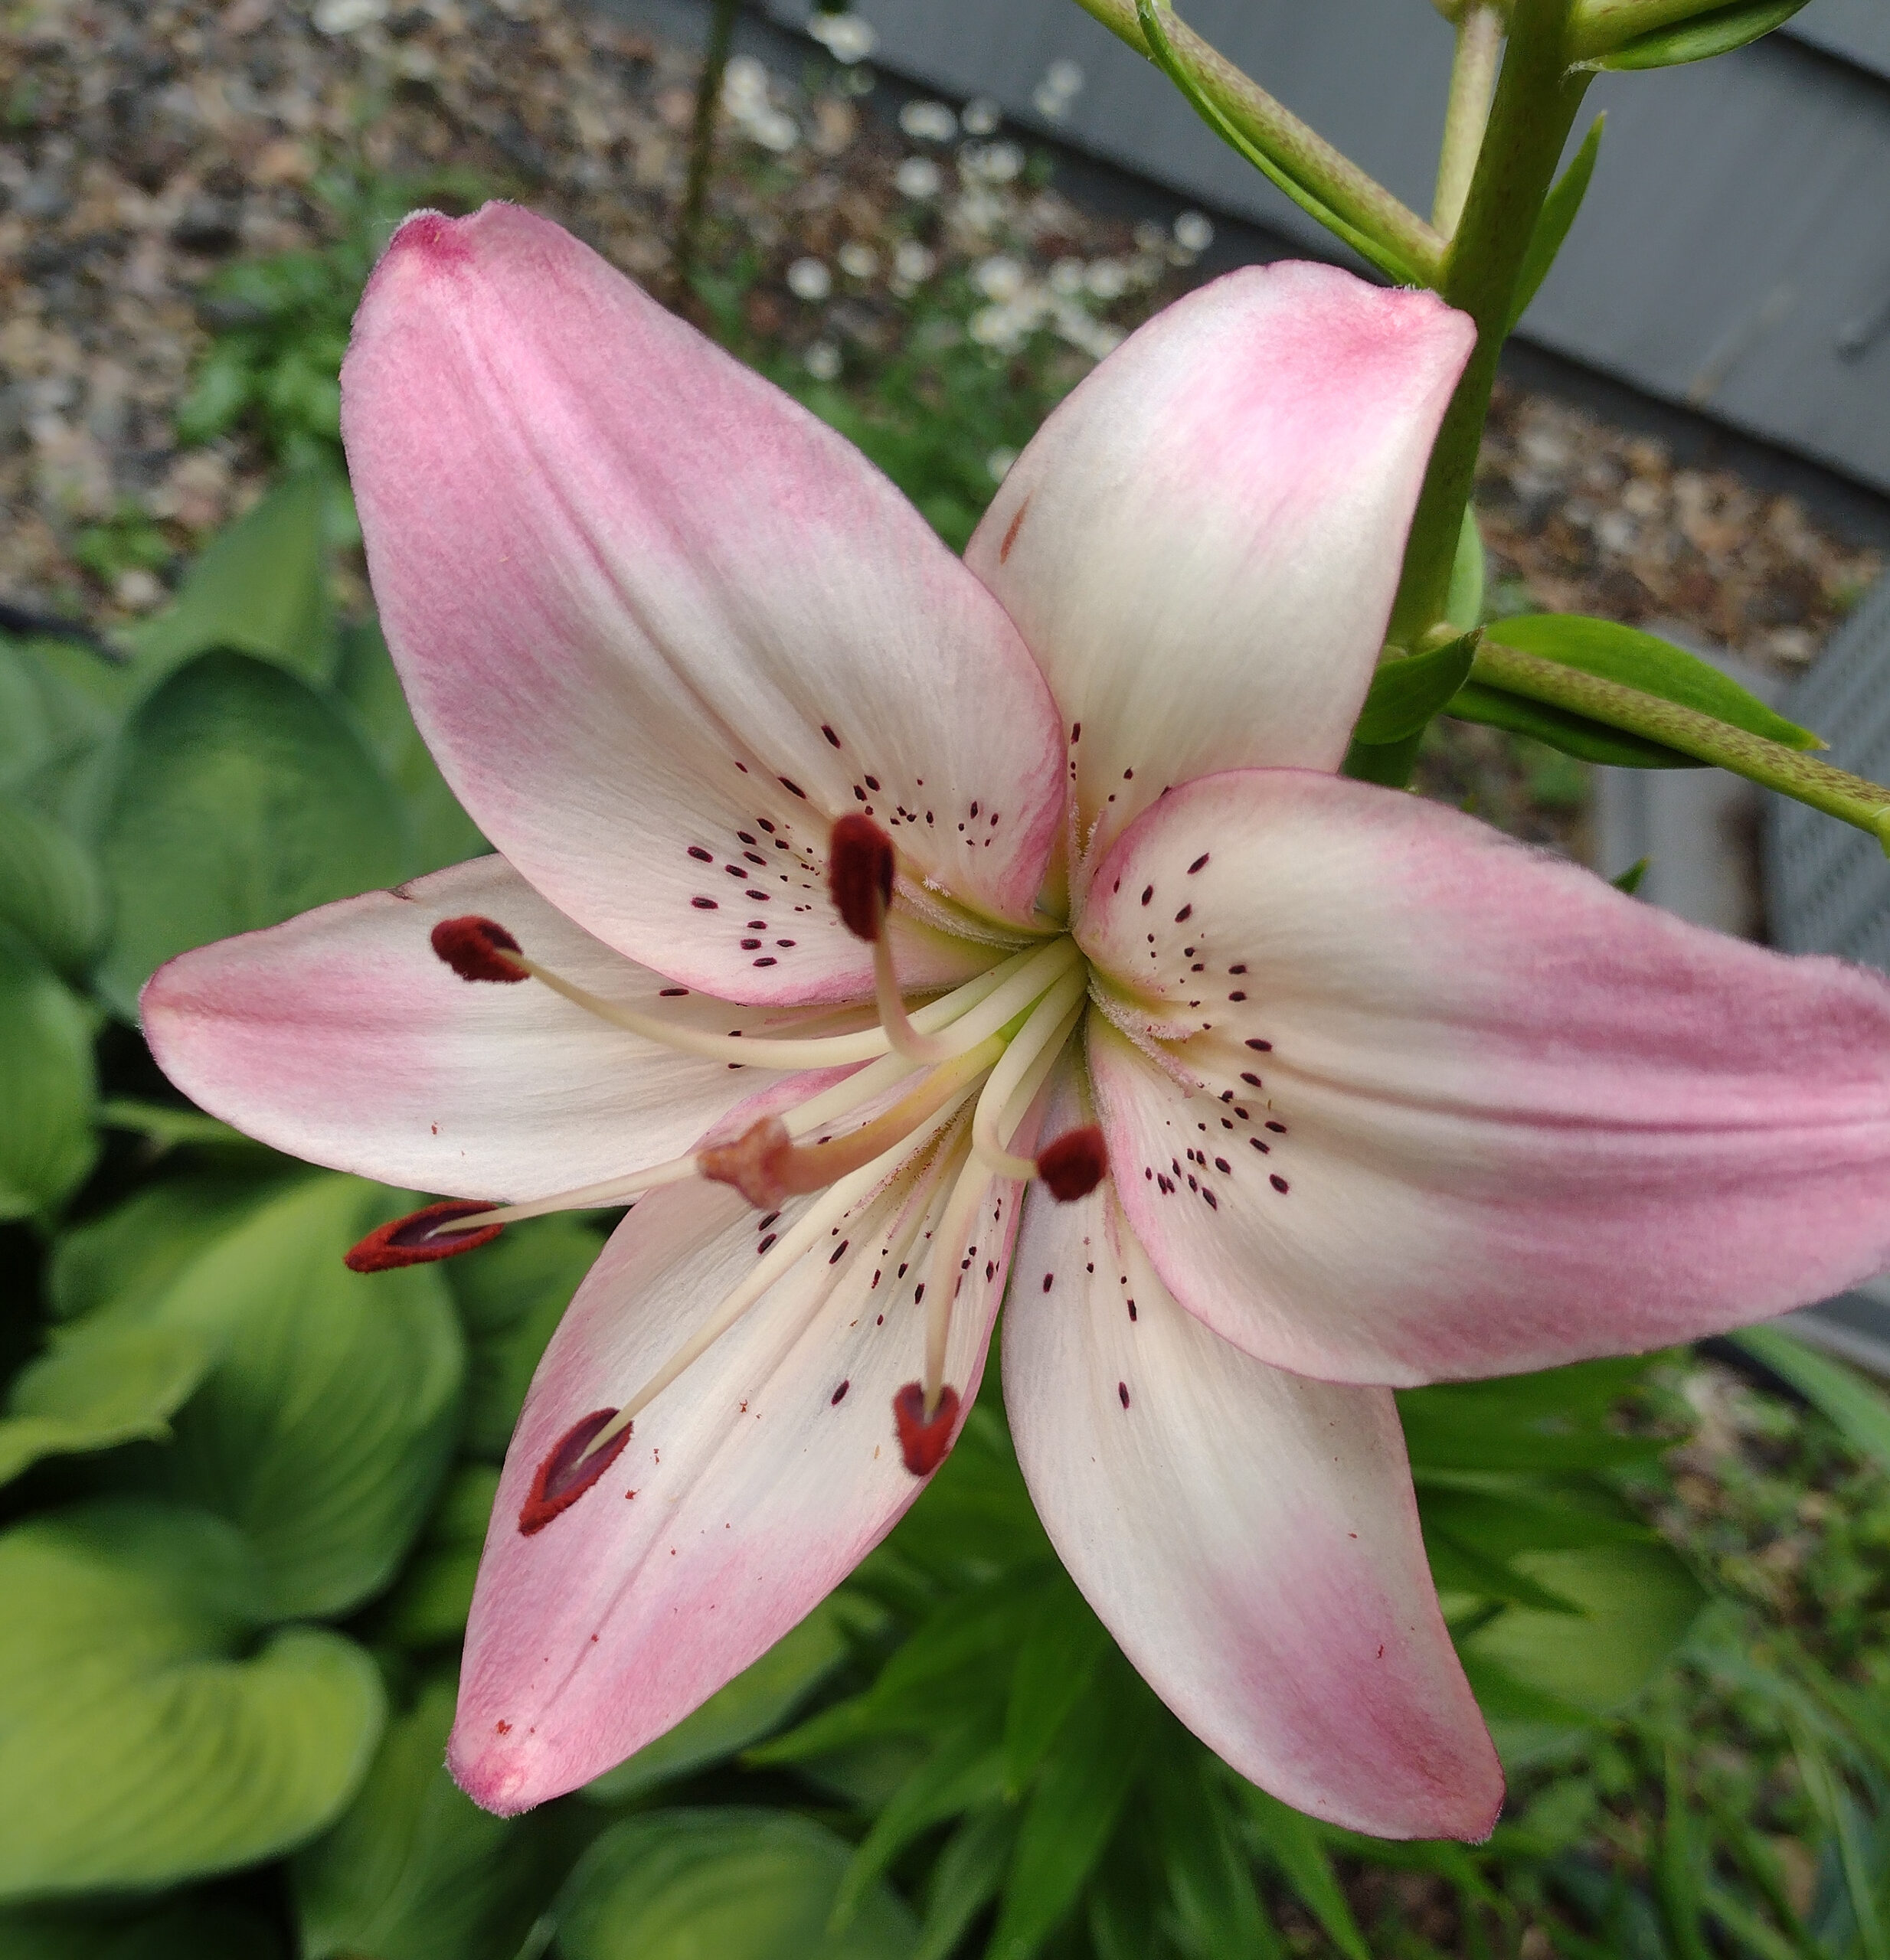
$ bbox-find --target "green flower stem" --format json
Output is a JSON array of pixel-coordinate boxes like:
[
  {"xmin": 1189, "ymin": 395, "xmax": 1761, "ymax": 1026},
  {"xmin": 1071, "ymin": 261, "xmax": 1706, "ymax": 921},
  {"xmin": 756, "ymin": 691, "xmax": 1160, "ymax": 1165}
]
[
  {"xmin": 1565, "ymin": 0, "xmax": 1718, "ymax": 59},
  {"xmin": 1470, "ymin": 638, "xmax": 1890, "ymax": 848},
  {"xmin": 1390, "ymin": 0, "xmax": 1589, "ymax": 645},
  {"xmin": 674, "ymin": 0, "xmax": 741, "ymax": 296},
  {"xmin": 1069, "ymin": 0, "xmax": 1447, "ymax": 283},
  {"xmin": 1434, "ymin": 3, "xmax": 1504, "ymax": 235}
]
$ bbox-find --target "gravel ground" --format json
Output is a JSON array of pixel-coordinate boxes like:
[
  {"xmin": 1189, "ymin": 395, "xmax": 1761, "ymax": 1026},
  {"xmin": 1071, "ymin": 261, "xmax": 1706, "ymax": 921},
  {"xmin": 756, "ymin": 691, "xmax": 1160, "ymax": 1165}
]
[{"xmin": 1, "ymin": 0, "xmax": 1878, "ymax": 687}]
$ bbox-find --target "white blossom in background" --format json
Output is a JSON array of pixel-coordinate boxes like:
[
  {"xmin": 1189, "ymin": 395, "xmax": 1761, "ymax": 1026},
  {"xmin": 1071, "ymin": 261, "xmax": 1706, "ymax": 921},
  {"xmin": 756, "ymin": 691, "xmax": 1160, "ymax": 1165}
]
[
  {"xmin": 1084, "ymin": 259, "xmax": 1129, "ymax": 301},
  {"xmin": 837, "ymin": 242, "xmax": 879, "ymax": 280},
  {"xmin": 893, "ymin": 155, "xmax": 942, "ymax": 199},
  {"xmin": 891, "ymin": 240, "xmax": 936, "ymax": 284},
  {"xmin": 803, "ymin": 339, "xmax": 842, "ymax": 381},
  {"xmin": 786, "ymin": 257, "xmax": 833, "ymax": 302},
  {"xmin": 960, "ymin": 96, "xmax": 1002, "ymax": 136},
  {"xmin": 1048, "ymin": 258, "xmax": 1085, "ymax": 296},
  {"xmin": 312, "ymin": 0, "xmax": 384, "ymax": 31},
  {"xmin": 973, "ymin": 256, "xmax": 1026, "ymax": 302},
  {"xmin": 1174, "ymin": 211, "xmax": 1215, "ymax": 255},
  {"xmin": 898, "ymin": 100, "xmax": 957, "ymax": 143},
  {"xmin": 985, "ymin": 446, "xmax": 1018, "ymax": 482},
  {"xmin": 723, "ymin": 57, "xmax": 799, "ymax": 153},
  {"xmin": 805, "ymin": 9, "xmax": 877, "ymax": 62},
  {"xmin": 1032, "ymin": 56, "xmax": 1084, "ymax": 122},
  {"xmin": 960, "ymin": 141, "xmax": 1023, "ymax": 185}
]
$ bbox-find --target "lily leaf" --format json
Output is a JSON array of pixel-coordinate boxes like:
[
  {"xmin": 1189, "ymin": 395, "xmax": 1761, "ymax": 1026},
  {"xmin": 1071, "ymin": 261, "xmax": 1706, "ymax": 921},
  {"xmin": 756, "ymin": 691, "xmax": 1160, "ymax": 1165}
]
[
  {"xmin": 1352, "ymin": 632, "xmax": 1480, "ymax": 747},
  {"xmin": 294, "ymin": 1675, "xmax": 563, "ymax": 1960},
  {"xmin": 1509, "ymin": 116, "xmax": 1604, "ymax": 331},
  {"xmin": 553, "ymin": 1809, "xmax": 918, "ymax": 1959},
  {"xmin": 0, "ymin": 1501, "xmax": 384, "ymax": 1900},
  {"xmin": 93, "ymin": 651, "xmax": 407, "ymax": 1019},
  {"xmin": 1728, "ymin": 1325, "xmax": 1890, "ymax": 1475},
  {"xmin": 1597, "ymin": 0, "xmax": 1809, "ymax": 69}
]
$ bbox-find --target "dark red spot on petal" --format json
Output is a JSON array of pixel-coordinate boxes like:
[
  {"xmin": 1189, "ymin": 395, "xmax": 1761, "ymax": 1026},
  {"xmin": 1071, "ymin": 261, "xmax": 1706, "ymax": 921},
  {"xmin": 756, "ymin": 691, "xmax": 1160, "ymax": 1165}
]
[
  {"xmin": 831, "ymin": 1379, "xmax": 850, "ymax": 1404},
  {"xmin": 1118, "ymin": 1380, "xmax": 1130, "ymax": 1408},
  {"xmin": 688, "ymin": 845, "xmax": 712, "ymax": 862},
  {"xmin": 1188, "ymin": 854, "xmax": 1209, "ymax": 874},
  {"xmin": 346, "ymin": 1198, "xmax": 501, "ymax": 1272},
  {"xmin": 1270, "ymin": 1173, "xmax": 1290, "ymax": 1193},
  {"xmin": 431, "ymin": 916, "xmax": 527, "ymax": 983},
  {"xmin": 830, "ymin": 813, "xmax": 894, "ymax": 940},
  {"xmin": 692, "ymin": 896, "xmax": 718, "ymax": 910},
  {"xmin": 822, "ymin": 724, "xmax": 842, "ymax": 747},
  {"xmin": 1037, "ymin": 1125, "xmax": 1107, "ymax": 1202},
  {"xmin": 518, "ymin": 1410, "xmax": 630, "ymax": 1534},
  {"xmin": 894, "ymin": 1382, "xmax": 961, "ymax": 1476},
  {"xmin": 1246, "ymin": 1038, "xmax": 1272, "ymax": 1052}
]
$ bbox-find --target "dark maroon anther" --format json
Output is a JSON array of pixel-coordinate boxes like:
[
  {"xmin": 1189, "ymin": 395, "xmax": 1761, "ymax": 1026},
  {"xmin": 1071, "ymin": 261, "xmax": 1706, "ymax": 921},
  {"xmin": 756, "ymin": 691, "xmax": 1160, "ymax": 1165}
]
[
  {"xmin": 432, "ymin": 915, "xmax": 528, "ymax": 983},
  {"xmin": 346, "ymin": 1198, "xmax": 502, "ymax": 1272},
  {"xmin": 893, "ymin": 1382, "xmax": 961, "ymax": 1476},
  {"xmin": 518, "ymin": 1410, "xmax": 632, "ymax": 1534},
  {"xmin": 829, "ymin": 814, "xmax": 894, "ymax": 941},
  {"xmin": 1036, "ymin": 1125, "xmax": 1108, "ymax": 1202}
]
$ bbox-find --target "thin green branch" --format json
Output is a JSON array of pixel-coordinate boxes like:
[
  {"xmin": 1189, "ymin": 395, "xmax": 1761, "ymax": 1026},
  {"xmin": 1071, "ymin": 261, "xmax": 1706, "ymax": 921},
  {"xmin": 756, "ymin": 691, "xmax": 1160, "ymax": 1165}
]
[
  {"xmin": 674, "ymin": 0, "xmax": 741, "ymax": 299},
  {"xmin": 1434, "ymin": 3, "xmax": 1504, "ymax": 236},
  {"xmin": 1070, "ymin": 0, "xmax": 1446, "ymax": 283},
  {"xmin": 1470, "ymin": 639, "xmax": 1890, "ymax": 848}
]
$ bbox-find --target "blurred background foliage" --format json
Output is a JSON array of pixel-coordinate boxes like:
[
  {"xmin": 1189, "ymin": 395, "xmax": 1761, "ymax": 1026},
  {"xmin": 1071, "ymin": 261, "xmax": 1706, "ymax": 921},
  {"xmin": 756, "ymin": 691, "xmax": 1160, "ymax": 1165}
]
[{"xmin": 5, "ymin": 18, "xmax": 1890, "ymax": 1960}]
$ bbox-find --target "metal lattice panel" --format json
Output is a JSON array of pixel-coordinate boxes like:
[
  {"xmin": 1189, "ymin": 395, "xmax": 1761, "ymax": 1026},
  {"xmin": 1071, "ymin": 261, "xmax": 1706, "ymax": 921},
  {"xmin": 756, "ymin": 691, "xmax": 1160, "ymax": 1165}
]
[{"xmin": 1766, "ymin": 577, "xmax": 1890, "ymax": 967}]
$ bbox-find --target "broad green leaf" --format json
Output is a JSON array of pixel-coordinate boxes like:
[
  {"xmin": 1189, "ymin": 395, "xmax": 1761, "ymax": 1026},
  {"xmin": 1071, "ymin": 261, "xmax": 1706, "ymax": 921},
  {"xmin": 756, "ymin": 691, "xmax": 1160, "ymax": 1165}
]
[
  {"xmin": 1422, "ymin": 1519, "xmax": 1589, "ymax": 1613},
  {"xmin": 584, "ymin": 1600, "xmax": 852, "ymax": 1801},
  {"xmin": 98, "ymin": 1096, "xmax": 263, "ymax": 1153},
  {"xmin": 1446, "ymin": 505, "xmax": 1486, "ymax": 634},
  {"xmin": 0, "ymin": 1900, "xmax": 284, "ymax": 1960},
  {"xmin": 335, "ymin": 617, "xmax": 487, "ymax": 875},
  {"xmin": 1462, "ymin": 1539, "xmax": 1706, "ymax": 1717},
  {"xmin": 1352, "ymin": 632, "xmax": 1480, "ymax": 747},
  {"xmin": 1509, "ymin": 116, "xmax": 1604, "ymax": 330},
  {"xmin": 295, "ymin": 1676, "xmax": 561, "ymax": 1960},
  {"xmin": 0, "ymin": 792, "xmax": 109, "ymax": 975},
  {"xmin": 448, "ymin": 1217, "xmax": 599, "ymax": 1459},
  {"xmin": 0, "ymin": 1322, "xmax": 214, "ymax": 1487},
  {"xmin": 0, "ymin": 1501, "xmax": 384, "ymax": 1899},
  {"xmin": 0, "ymin": 631, "xmax": 126, "ymax": 801},
  {"xmin": 554, "ymin": 1809, "xmax": 917, "ymax": 1959},
  {"xmin": 93, "ymin": 651, "xmax": 407, "ymax": 1018},
  {"xmin": 121, "ymin": 474, "xmax": 335, "ymax": 688},
  {"xmin": 1600, "ymin": 0, "xmax": 1807, "ymax": 69},
  {"xmin": 1729, "ymin": 1325, "xmax": 1890, "ymax": 1475},
  {"xmin": 377, "ymin": 1464, "xmax": 500, "ymax": 1651},
  {"xmin": 1400, "ymin": 1356, "xmax": 1667, "ymax": 1474},
  {"xmin": 132, "ymin": 1174, "xmax": 466, "ymax": 1619},
  {"xmin": 1486, "ymin": 614, "xmax": 1818, "ymax": 749},
  {"xmin": 987, "ymin": 1653, "xmax": 1160, "ymax": 1960},
  {"xmin": 0, "ymin": 926, "xmax": 97, "ymax": 1220},
  {"xmin": 1241, "ymin": 1787, "xmax": 1369, "ymax": 1960},
  {"xmin": 1003, "ymin": 1579, "xmax": 1112, "ymax": 1793}
]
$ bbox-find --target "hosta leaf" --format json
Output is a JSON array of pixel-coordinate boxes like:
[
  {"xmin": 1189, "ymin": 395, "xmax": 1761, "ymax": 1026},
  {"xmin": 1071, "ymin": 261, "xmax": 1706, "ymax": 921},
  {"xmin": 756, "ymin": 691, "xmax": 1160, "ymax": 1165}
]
[
  {"xmin": 0, "ymin": 792, "xmax": 109, "ymax": 975},
  {"xmin": 93, "ymin": 651, "xmax": 407, "ymax": 1018},
  {"xmin": 584, "ymin": 1599, "xmax": 852, "ymax": 1802},
  {"xmin": 554, "ymin": 1809, "xmax": 917, "ymax": 1959},
  {"xmin": 121, "ymin": 474, "xmax": 335, "ymax": 689},
  {"xmin": 0, "ymin": 926, "xmax": 97, "ymax": 1220},
  {"xmin": 295, "ymin": 1676, "xmax": 563, "ymax": 1960},
  {"xmin": 0, "ymin": 1900, "xmax": 284, "ymax": 1960},
  {"xmin": 0, "ymin": 1501, "xmax": 384, "ymax": 1899},
  {"xmin": 377, "ymin": 1464, "xmax": 500, "ymax": 1651},
  {"xmin": 0, "ymin": 1323, "xmax": 214, "ymax": 1487},
  {"xmin": 130, "ymin": 1174, "xmax": 466, "ymax": 1619}
]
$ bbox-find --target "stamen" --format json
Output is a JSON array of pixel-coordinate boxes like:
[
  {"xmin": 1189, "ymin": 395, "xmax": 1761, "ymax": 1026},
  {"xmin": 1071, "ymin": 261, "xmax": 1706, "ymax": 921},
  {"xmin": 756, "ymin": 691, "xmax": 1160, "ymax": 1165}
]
[
  {"xmin": 919, "ymin": 1142, "xmax": 996, "ymax": 1419},
  {"xmin": 699, "ymin": 1034, "xmax": 1004, "ymax": 1208},
  {"xmin": 969, "ymin": 967, "xmax": 1088, "ymax": 1180},
  {"xmin": 517, "ymin": 1408, "xmax": 633, "ymax": 1534},
  {"xmin": 346, "ymin": 1199, "xmax": 503, "ymax": 1270},
  {"xmin": 893, "ymin": 1381, "xmax": 961, "ymax": 1475},
  {"xmin": 1037, "ymin": 1126, "xmax": 1108, "ymax": 1201},
  {"xmin": 828, "ymin": 815, "xmax": 960, "ymax": 1063},
  {"xmin": 433, "ymin": 916, "xmax": 528, "ymax": 983}
]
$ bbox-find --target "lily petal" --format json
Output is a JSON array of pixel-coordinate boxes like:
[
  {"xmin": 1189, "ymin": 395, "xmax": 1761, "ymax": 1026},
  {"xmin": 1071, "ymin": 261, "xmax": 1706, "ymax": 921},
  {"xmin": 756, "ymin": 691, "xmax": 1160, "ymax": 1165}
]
[
  {"xmin": 1080, "ymin": 769, "xmax": 1890, "ymax": 1384},
  {"xmin": 966, "ymin": 262, "xmax": 1473, "ymax": 895},
  {"xmin": 341, "ymin": 204, "xmax": 1064, "ymax": 1002},
  {"xmin": 450, "ymin": 1161, "xmax": 1023, "ymax": 1812},
  {"xmin": 141, "ymin": 855, "xmax": 806, "ymax": 1202},
  {"xmin": 1005, "ymin": 1155, "xmax": 1501, "ymax": 1839}
]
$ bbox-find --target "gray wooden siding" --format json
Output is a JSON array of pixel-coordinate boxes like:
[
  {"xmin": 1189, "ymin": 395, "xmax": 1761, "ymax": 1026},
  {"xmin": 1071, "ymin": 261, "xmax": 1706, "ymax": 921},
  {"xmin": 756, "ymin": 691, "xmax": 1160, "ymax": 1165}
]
[{"xmin": 767, "ymin": 0, "xmax": 1890, "ymax": 495}]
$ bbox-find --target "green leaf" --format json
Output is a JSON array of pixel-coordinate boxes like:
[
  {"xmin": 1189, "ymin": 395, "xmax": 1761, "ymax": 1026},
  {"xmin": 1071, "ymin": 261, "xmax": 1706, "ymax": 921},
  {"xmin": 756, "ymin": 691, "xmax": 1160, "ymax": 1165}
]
[
  {"xmin": 1003, "ymin": 1579, "xmax": 1113, "ymax": 1794},
  {"xmin": 1447, "ymin": 679, "xmax": 1696, "ymax": 767},
  {"xmin": 93, "ymin": 651, "xmax": 407, "ymax": 1018},
  {"xmin": 987, "ymin": 1653, "xmax": 1160, "ymax": 1960},
  {"xmin": 97, "ymin": 1096, "xmax": 263, "ymax": 1153},
  {"xmin": 914, "ymin": 1806, "xmax": 1019, "ymax": 1960},
  {"xmin": 1728, "ymin": 1325, "xmax": 1890, "ymax": 1475},
  {"xmin": 554, "ymin": 1809, "xmax": 918, "ymax": 1959},
  {"xmin": 0, "ymin": 926, "xmax": 97, "ymax": 1220},
  {"xmin": 1352, "ymin": 632, "xmax": 1481, "ymax": 747},
  {"xmin": 1612, "ymin": 856, "xmax": 1650, "ymax": 896},
  {"xmin": 128, "ymin": 1174, "xmax": 466, "ymax": 1619},
  {"xmin": 1399, "ymin": 1357, "xmax": 1666, "ymax": 1474},
  {"xmin": 175, "ymin": 335, "xmax": 259, "ymax": 445},
  {"xmin": 121, "ymin": 475, "xmax": 336, "ymax": 689},
  {"xmin": 0, "ymin": 1899, "xmax": 286, "ymax": 1960},
  {"xmin": 0, "ymin": 1501, "xmax": 384, "ymax": 1899},
  {"xmin": 1446, "ymin": 504, "xmax": 1486, "ymax": 634},
  {"xmin": 1241, "ymin": 1787, "xmax": 1370, "ymax": 1960},
  {"xmin": 584, "ymin": 1599, "xmax": 852, "ymax": 1801},
  {"xmin": 1147, "ymin": 1753, "xmax": 1281, "ymax": 1960},
  {"xmin": 838, "ymin": 1726, "xmax": 1007, "ymax": 1929},
  {"xmin": 1509, "ymin": 116, "xmax": 1604, "ymax": 331},
  {"xmin": 0, "ymin": 792, "xmax": 109, "ymax": 975},
  {"xmin": 1599, "ymin": 0, "xmax": 1808, "ymax": 69},
  {"xmin": 335, "ymin": 617, "xmax": 487, "ymax": 875},
  {"xmin": 376, "ymin": 1464, "xmax": 500, "ymax": 1651},
  {"xmin": 294, "ymin": 1675, "xmax": 563, "ymax": 1960},
  {"xmin": 1461, "ymin": 1540, "xmax": 1706, "ymax": 1718}
]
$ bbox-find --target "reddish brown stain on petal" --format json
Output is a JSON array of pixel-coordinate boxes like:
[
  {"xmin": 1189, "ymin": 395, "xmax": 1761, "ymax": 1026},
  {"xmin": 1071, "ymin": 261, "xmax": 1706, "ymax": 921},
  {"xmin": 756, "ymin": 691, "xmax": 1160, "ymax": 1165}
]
[{"xmin": 998, "ymin": 495, "xmax": 1031, "ymax": 564}]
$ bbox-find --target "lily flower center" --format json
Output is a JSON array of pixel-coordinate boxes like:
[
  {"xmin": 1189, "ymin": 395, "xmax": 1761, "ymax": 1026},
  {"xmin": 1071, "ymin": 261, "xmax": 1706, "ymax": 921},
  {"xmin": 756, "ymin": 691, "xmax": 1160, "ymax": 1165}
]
[{"xmin": 346, "ymin": 818, "xmax": 1107, "ymax": 1508}]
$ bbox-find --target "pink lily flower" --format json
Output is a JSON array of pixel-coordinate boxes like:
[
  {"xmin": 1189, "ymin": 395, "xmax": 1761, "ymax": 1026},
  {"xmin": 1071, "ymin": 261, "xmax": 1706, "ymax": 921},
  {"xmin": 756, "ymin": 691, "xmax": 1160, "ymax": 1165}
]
[{"xmin": 142, "ymin": 204, "xmax": 1890, "ymax": 1842}]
